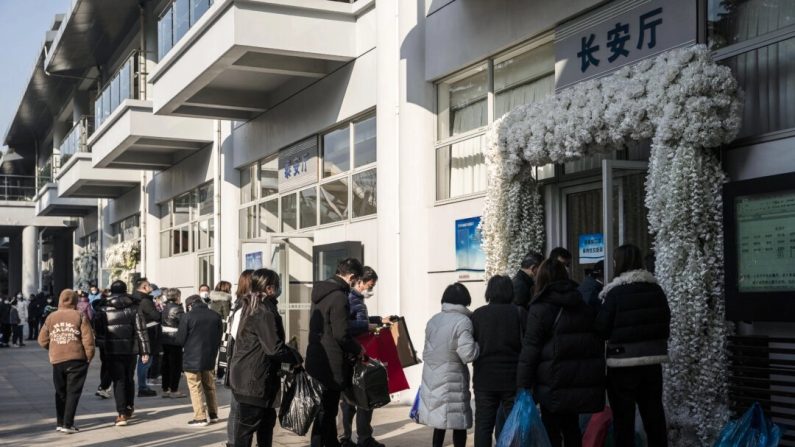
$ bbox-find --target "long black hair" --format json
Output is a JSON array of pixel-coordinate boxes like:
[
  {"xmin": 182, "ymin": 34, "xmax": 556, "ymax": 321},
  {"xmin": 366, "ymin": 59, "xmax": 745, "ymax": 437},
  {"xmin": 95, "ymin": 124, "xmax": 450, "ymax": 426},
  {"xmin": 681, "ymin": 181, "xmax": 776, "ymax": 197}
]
[
  {"xmin": 241, "ymin": 268, "xmax": 280, "ymax": 317},
  {"xmin": 614, "ymin": 244, "xmax": 645, "ymax": 278}
]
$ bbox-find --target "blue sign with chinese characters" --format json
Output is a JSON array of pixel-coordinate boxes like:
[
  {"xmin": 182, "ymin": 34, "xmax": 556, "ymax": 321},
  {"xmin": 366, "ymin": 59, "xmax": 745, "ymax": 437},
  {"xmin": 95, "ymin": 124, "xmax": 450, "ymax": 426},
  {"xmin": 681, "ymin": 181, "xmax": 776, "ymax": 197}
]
[
  {"xmin": 455, "ymin": 216, "xmax": 485, "ymax": 271},
  {"xmin": 578, "ymin": 233, "xmax": 605, "ymax": 264},
  {"xmin": 245, "ymin": 251, "xmax": 263, "ymax": 270},
  {"xmin": 278, "ymin": 137, "xmax": 318, "ymax": 193},
  {"xmin": 555, "ymin": 0, "xmax": 696, "ymax": 90}
]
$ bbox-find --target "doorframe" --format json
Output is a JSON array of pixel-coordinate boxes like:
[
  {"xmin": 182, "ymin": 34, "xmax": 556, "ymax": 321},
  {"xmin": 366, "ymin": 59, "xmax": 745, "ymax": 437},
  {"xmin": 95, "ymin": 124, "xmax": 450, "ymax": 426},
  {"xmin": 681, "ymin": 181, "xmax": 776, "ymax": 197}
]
[{"xmin": 602, "ymin": 159, "xmax": 648, "ymax": 281}]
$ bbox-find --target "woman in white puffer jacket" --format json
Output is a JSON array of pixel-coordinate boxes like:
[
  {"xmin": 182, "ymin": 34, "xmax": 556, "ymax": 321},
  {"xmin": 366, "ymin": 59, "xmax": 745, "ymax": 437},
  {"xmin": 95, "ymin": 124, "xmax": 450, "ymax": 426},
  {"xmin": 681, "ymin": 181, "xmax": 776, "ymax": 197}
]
[{"xmin": 417, "ymin": 283, "xmax": 479, "ymax": 447}]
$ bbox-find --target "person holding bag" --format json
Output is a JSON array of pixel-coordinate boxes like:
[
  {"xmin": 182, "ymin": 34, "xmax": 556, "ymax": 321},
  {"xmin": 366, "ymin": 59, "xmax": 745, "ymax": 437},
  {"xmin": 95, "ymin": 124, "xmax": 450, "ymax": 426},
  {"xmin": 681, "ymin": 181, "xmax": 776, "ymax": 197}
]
[
  {"xmin": 517, "ymin": 259, "xmax": 605, "ymax": 447},
  {"xmin": 229, "ymin": 268, "xmax": 302, "ymax": 446}
]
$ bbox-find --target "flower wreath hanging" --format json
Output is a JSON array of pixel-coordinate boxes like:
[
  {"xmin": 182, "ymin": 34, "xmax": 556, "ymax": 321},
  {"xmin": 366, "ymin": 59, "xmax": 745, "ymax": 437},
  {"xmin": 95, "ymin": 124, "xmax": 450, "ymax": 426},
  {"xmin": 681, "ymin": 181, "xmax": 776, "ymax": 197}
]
[
  {"xmin": 482, "ymin": 45, "xmax": 742, "ymax": 443},
  {"xmin": 104, "ymin": 239, "xmax": 141, "ymax": 283},
  {"xmin": 74, "ymin": 246, "xmax": 98, "ymax": 290}
]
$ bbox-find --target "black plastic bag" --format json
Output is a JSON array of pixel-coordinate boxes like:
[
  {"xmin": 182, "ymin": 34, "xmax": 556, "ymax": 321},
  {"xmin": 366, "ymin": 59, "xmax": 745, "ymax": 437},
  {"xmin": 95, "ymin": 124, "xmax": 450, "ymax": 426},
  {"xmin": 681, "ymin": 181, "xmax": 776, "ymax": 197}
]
[
  {"xmin": 278, "ymin": 369, "xmax": 325, "ymax": 436},
  {"xmin": 343, "ymin": 359, "xmax": 390, "ymax": 410}
]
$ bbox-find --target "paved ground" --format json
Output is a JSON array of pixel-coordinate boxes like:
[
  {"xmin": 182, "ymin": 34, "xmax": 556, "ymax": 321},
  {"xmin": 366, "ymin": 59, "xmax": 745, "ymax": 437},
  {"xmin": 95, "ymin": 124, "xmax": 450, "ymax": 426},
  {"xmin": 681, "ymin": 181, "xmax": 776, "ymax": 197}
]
[{"xmin": 0, "ymin": 342, "xmax": 474, "ymax": 446}]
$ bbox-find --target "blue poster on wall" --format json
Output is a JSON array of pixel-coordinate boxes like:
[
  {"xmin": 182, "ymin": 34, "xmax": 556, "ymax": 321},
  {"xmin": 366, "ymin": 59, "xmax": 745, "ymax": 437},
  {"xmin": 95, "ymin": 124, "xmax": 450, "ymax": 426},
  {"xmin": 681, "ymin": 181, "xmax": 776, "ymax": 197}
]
[
  {"xmin": 245, "ymin": 251, "xmax": 263, "ymax": 270},
  {"xmin": 456, "ymin": 216, "xmax": 485, "ymax": 271},
  {"xmin": 578, "ymin": 233, "xmax": 605, "ymax": 264}
]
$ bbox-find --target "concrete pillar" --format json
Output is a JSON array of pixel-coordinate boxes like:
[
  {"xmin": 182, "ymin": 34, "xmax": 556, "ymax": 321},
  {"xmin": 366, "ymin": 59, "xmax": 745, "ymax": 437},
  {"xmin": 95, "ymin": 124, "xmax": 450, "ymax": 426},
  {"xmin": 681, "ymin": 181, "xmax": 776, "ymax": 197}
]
[
  {"xmin": 8, "ymin": 230, "xmax": 22, "ymax": 295},
  {"xmin": 21, "ymin": 226, "xmax": 38, "ymax": 296}
]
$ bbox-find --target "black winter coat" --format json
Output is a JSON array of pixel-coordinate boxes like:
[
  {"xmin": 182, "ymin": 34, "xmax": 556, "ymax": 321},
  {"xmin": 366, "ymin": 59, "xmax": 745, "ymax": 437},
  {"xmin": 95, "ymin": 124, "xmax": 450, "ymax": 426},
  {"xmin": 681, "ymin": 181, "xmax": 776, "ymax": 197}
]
[
  {"xmin": 134, "ymin": 291, "xmax": 161, "ymax": 352},
  {"xmin": 305, "ymin": 276, "xmax": 362, "ymax": 391},
  {"xmin": 160, "ymin": 302, "xmax": 184, "ymax": 346},
  {"xmin": 517, "ymin": 280, "xmax": 605, "ymax": 414},
  {"xmin": 512, "ymin": 270, "xmax": 535, "ymax": 309},
  {"xmin": 471, "ymin": 302, "xmax": 526, "ymax": 392},
  {"xmin": 578, "ymin": 275, "xmax": 603, "ymax": 309},
  {"xmin": 347, "ymin": 289, "xmax": 381, "ymax": 337},
  {"xmin": 176, "ymin": 302, "xmax": 222, "ymax": 372},
  {"xmin": 0, "ymin": 302, "xmax": 9, "ymax": 325},
  {"xmin": 230, "ymin": 297, "xmax": 301, "ymax": 408},
  {"xmin": 594, "ymin": 270, "xmax": 670, "ymax": 368},
  {"xmin": 94, "ymin": 294, "xmax": 150, "ymax": 356}
]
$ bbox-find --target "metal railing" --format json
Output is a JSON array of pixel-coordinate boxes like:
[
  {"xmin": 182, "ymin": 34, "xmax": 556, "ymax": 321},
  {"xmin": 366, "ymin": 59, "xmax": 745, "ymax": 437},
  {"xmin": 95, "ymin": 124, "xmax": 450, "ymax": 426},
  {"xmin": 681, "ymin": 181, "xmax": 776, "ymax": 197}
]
[
  {"xmin": 36, "ymin": 159, "xmax": 54, "ymax": 192},
  {"xmin": 0, "ymin": 175, "xmax": 37, "ymax": 202},
  {"xmin": 94, "ymin": 52, "xmax": 139, "ymax": 130},
  {"xmin": 58, "ymin": 116, "xmax": 94, "ymax": 168},
  {"xmin": 158, "ymin": 0, "xmax": 214, "ymax": 60}
]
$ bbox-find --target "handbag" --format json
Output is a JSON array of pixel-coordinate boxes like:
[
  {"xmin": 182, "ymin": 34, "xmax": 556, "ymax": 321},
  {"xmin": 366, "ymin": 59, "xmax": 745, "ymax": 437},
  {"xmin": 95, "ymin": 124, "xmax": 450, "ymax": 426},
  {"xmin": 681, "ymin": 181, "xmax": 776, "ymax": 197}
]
[{"xmin": 389, "ymin": 317, "xmax": 421, "ymax": 368}]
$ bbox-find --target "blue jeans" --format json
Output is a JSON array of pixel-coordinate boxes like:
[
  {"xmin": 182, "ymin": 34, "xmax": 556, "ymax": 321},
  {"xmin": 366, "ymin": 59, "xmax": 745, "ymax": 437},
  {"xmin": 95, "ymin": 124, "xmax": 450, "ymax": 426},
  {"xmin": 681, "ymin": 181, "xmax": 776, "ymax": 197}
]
[{"xmin": 137, "ymin": 356, "xmax": 152, "ymax": 391}]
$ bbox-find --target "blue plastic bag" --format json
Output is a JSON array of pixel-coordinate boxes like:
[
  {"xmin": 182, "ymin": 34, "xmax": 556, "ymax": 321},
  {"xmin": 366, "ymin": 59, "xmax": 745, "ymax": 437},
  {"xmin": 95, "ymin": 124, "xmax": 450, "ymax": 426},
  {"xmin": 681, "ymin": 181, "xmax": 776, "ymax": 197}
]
[
  {"xmin": 409, "ymin": 387, "xmax": 421, "ymax": 423},
  {"xmin": 496, "ymin": 389, "xmax": 552, "ymax": 447},
  {"xmin": 713, "ymin": 402, "xmax": 781, "ymax": 447}
]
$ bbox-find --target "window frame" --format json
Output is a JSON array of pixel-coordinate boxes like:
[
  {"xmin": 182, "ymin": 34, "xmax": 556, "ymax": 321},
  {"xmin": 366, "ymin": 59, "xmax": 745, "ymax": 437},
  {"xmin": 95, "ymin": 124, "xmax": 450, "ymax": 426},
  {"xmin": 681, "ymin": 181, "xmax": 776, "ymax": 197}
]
[{"xmin": 159, "ymin": 181, "xmax": 215, "ymax": 258}]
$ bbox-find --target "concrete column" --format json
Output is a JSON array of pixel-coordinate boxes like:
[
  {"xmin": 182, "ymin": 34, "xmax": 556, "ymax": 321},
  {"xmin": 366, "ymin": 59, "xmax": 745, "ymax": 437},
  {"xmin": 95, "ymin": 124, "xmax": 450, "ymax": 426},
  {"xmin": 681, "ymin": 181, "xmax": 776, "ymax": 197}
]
[
  {"xmin": 21, "ymin": 226, "xmax": 39, "ymax": 296},
  {"xmin": 8, "ymin": 230, "xmax": 22, "ymax": 295}
]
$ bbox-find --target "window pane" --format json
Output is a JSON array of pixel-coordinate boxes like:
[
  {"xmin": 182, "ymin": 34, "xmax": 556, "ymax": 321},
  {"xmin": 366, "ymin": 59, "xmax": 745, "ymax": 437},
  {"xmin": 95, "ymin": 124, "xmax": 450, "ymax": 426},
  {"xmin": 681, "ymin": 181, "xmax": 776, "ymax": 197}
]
[
  {"xmin": 437, "ymin": 65, "xmax": 488, "ymax": 139},
  {"xmin": 160, "ymin": 204, "xmax": 171, "ymax": 230},
  {"xmin": 198, "ymin": 183, "xmax": 213, "ymax": 216},
  {"xmin": 721, "ymin": 37, "xmax": 795, "ymax": 137},
  {"xmin": 174, "ymin": 0, "xmax": 190, "ymax": 41},
  {"xmin": 158, "ymin": 6, "xmax": 173, "ymax": 60},
  {"xmin": 208, "ymin": 218, "xmax": 215, "ymax": 248},
  {"xmin": 299, "ymin": 187, "xmax": 317, "ymax": 229},
  {"xmin": 238, "ymin": 206, "xmax": 256, "ymax": 239},
  {"xmin": 173, "ymin": 193, "xmax": 191, "ymax": 226},
  {"xmin": 190, "ymin": 0, "xmax": 210, "ymax": 26},
  {"xmin": 435, "ymin": 134, "xmax": 486, "ymax": 200},
  {"xmin": 110, "ymin": 75, "xmax": 120, "ymax": 113},
  {"xmin": 259, "ymin": 199, "xmax": 279, "ymax": 234},
  {"xmin": 240, "ymin": 164, "xmax": 257, "ymax": 203},
  {"xmin": 494, "ymin": 45, "xmax": 554, "ymax": 118},
  {"xmin": 319, "ymin": 179, "xmax": 349, "ymax": 224},
  {"xmin": 322, "ymin": 127, "xmax": 350, "ymax": 177},
  {"xmin": 708, "ymin": 0, "xmax": 795, "ymax": 50},
  {"xmin": 160, "ymin": 231, "xmax": 170, "ymax": 258},
  {"xmin": 260, "ymin": 158, "xmax": 278, "ymax": 197},
  {"xmin": 102, "ymin": 85, "xmax": 111, "ymax": 121},
  {"xmin": 281, "ymin": 194, "xmax": 297, "ymax": 232},
  {"xmin": 354, "ymin": 116, "xmax": 377, "ymax": 168},
  {"xmin": 191, "ymin": 222, "xmax": 199, "ymax": 251},
  {"xmin": 352, "ymin": 169, "xmax": 377, "ymax": 218}
]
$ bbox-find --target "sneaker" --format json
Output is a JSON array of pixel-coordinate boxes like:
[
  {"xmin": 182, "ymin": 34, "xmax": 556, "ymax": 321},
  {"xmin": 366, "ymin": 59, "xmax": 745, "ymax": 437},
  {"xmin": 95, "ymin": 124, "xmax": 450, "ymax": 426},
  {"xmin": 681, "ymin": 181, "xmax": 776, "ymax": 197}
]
[
  {"xmin": 161, "ymin": 391, "xmax": 171, "ymax": 398},
  {"xmin": 170, "ymin": 391, "xmax": 186, "ymax": 398},
  {"xmin": 358, "ymin": 438, "xmax": 386, "ymax": 447},
  {"xmin": 187, "ymin": 419, "xmax": 209, "ymax": 427},
  {"xmin": 96, "ymin": 388, "xmax": 111, "ymax": 399},
  {"xmin": 125, "ymin": 406, "xmax": 135, "ymax": 418},
  {"xmin": 137, "ymin": 388, "xmax": 157, "ymax": 397},
  {"xmin": 115, "ymin": 415, "xmax": 128, "ymax": 426},
  {"xmin": 61, "ymin": 426, "xmax": 79, "ymax": 434},
  {"xmin": 56, "ymin": 425, "xmax": 63, "ymax": 432},
  {"xmin": 208, "ymin": 413, "xmax": 219, "ymax": 423}
]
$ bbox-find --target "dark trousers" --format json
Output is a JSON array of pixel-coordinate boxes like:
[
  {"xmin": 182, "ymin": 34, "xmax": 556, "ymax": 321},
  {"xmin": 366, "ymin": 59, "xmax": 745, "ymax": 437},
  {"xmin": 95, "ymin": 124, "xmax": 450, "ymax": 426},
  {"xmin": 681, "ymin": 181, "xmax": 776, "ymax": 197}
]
[
  {"xmin": 1, "ymin": 324, "xmax": 11, "ymax": 345},
  {"xmin": 433, "ymin": 429, "xmax": 467, "ymax": 447},
  {"xmin": 12, "ymin": 325, "xmax": 23, "ymax": 345},
  {"xmin": 474, "ymin": 390, "xmax": 515, "ymax": 447},
  {"xmin": 340, "ymin": 401, "xmax": 374, "ymax": 443},
  {"xmin": 98, "ymin": 347, "xmax": 112, "ymax": 390},
  {"xmin": 28, "ymin": 319, "xmax": 39, "ymax": 340},
  {"xmin": 227, "ymin": 395, "xmax": 252, "ymax": 447},
  {"xmin": 149, "ymin": 353, "xmax": 162, "ymax": 379},
  {"xmin": 607, "ymin": 365, "xmax": 668, "ymax": 447},
  {"xmin": 311, "ymin": 388, "xmax": 342, "ymax": 447},
  {"xmin": 161, "ymin": 345, "xmax": 183, "ymax": 392},
  {"xmin": 234, "ymin": 402, "xmax": 276, "ymax": 447},
  {"xmin": 53, "ymin": 360, "xmax": 89, "ymax": 427},
  {"xmin": 541, "ymin": 409, "xmax": 581, "ymax": 447},
  {"xmin": 108, "ymin": 355, "xmax": 137, "ymax": 414}
]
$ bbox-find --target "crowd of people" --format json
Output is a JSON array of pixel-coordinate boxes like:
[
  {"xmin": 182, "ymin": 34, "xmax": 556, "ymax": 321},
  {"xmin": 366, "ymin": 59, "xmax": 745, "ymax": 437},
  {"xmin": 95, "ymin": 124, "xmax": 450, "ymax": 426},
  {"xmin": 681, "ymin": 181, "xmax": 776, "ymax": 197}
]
[{"xmin": 20, "ymin": 242, "xmax": 668, "ymax": 447}]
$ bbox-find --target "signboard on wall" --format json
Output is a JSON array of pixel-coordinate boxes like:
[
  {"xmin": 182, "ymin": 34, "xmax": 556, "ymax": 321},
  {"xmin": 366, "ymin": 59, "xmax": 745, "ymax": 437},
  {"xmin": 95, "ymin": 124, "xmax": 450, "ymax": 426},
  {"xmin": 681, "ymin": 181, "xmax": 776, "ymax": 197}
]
[
  {"xmin": 455, "ymin": 216, "xmax": 485, "ymax": 271},
  {"xmin": 278, "ymin": 137, "xmax": 318, "ymax": 193},
  {"xmin": 554, "ymin": 0, "xmax": 696, "ymax": 90},
  {"xmin": 736, "ymin": 191, "xmax": 795, "ymax": 293},
  {"xmin": 245, "ymin": 251, "xmax": 263, "ymax": 270},
  {"xmin": 578, "ymin": 233, "xmax": 605, "ymax": 264}
]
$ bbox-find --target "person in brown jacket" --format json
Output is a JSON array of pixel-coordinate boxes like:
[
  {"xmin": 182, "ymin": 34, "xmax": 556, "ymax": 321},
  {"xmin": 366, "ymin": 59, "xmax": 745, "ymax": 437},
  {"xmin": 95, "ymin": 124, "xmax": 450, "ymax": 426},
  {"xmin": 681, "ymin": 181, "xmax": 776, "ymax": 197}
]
[{"xmin": 38, "ymin": 289, "xmax": 95, "ymax": 434}]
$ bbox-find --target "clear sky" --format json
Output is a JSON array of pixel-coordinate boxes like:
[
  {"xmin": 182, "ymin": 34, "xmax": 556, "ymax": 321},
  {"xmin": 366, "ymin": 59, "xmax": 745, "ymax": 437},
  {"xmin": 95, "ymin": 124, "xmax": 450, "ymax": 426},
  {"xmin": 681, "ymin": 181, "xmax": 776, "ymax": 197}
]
[{"xmin": 0, "ymin": 0, "xmax": 72, "ymax": 146}]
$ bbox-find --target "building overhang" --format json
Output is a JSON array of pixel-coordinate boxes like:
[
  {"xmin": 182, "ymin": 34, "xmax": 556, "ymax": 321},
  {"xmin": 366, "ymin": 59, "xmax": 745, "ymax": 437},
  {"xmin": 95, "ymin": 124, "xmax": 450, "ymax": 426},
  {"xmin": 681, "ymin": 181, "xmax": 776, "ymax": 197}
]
[
  {"xmin": 89, "ymin": 99, "xmax": 215, "ymax": 170},
  {"xmin": 56, "ymin": 153, "xmax": 140, "ymax": 199},
  {"xmin": 150, "ymin": 0, "xmax": 373, "ymax": 120},
  {"xmin": 35, "ymin": 183, "xmax": 96, "ymax": 217}
]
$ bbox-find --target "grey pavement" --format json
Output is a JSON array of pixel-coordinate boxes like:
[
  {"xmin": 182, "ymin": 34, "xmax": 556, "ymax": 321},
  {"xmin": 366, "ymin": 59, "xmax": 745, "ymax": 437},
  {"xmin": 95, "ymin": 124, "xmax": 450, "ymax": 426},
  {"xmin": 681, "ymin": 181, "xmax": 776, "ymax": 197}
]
[{"xmin": 0, "ymin": 342, "xmax": 474, "ymax": 446}]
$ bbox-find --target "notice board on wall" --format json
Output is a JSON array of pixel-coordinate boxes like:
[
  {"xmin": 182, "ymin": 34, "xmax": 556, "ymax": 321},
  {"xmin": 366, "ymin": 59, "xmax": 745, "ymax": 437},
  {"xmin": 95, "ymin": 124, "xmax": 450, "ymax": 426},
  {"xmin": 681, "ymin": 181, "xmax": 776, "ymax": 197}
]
[{"xmin": 455, "ymin": 216, "xmax": 485, "ymax": 271}]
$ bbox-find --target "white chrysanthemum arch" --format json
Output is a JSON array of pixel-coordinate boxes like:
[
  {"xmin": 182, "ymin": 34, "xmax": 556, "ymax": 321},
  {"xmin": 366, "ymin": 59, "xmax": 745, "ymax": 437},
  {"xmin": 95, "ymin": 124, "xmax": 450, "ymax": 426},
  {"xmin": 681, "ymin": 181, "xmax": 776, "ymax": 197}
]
[{"xmin": 483, "ymin": 45, "xmax": 742, "ymax": 443}]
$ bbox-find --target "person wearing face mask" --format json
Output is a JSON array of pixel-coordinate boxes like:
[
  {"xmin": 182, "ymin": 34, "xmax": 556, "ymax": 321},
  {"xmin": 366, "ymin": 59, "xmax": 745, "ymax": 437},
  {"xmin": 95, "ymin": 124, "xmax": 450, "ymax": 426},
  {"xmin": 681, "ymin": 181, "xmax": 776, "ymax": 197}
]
[
  {"xmin": 229, "ymin": 268, "xmax": 302, "ymax": 445},
  {"xmin": 132, "ymin": 278, "xmax": 160, "ymax": 397},
  {"xmin": 14, "ymin": 293, "xmax": 28, "ymax": 346},
  {"xmin": 28, "ymin": 293, "xmax": 42, "ymax": 340},
  {"xmin": 9, "ymin": 297, "xmax": 23, "ymax": 347},
  {"xmin": 339, "ymin": 266, "xmax": 389, "ymax": 447},
  {"xmin": 198, "ymin": 284, "xmax": 211, "ymax": 304},
  {"xmin": 306, "ymin": 258, "xmax": 365, "ymax": 447},
  {"xmin": 88, "ymin": 284, "xmax": 102, "ymax": 305}
]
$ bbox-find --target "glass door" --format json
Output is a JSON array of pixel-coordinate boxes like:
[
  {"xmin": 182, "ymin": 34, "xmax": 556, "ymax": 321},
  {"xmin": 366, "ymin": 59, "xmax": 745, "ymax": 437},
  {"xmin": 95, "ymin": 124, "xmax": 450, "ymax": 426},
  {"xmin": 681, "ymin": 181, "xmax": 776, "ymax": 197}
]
[{"xmin": 602, "ymin": 160, "xmax": 649, "ymax": 281}]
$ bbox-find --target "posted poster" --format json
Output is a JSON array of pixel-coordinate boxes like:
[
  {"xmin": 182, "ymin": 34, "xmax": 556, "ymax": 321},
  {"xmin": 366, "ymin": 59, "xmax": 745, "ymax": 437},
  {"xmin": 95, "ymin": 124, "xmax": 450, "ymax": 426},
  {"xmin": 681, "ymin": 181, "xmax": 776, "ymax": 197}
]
[
  {"xmin": 455, "ymin": 216, "xmax": 485, "ymax": 271},
  {"xmin": 578, "ymin": 233, "xmax": 604, "ymax": 264},
  {"xmin": 245, "ymin": 251, "xmax": 263, "ymax": 270}
]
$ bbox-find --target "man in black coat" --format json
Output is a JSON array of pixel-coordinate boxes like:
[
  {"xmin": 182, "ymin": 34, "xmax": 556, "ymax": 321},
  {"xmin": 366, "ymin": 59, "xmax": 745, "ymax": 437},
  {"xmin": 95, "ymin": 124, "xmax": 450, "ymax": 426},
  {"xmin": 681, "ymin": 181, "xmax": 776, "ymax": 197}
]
[
  {"xmin": 513, "ymin": 251, "xmax": 544, "ymax": 309},
  {"xmin": 306, "ymin": 258, "xmax": 364, "ymax": 447},
  {"xmin": 578, "ymin": 260, "xmax": 604, "ymax": 309},
  {"xmin": 177, "ymin": 294, "xmax": 222, "ymax": 427},
  {"xmin": 0, "ymin": 298, "xmax": 10, "ymax": 347},
  {"xmin": 93, "ymin": 280, "xmax": 150, "ymax": 426},
  {"xmin": 132, "ymin": 278, "xmax": 159, "ymax": 397}
]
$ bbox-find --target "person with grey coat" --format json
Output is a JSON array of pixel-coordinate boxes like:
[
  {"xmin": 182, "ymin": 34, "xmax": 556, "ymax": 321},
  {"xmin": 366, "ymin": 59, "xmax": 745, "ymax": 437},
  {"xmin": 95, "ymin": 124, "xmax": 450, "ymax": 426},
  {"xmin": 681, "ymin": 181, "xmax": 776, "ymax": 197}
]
[{"xmin": 418, "ymin": 283, "xmax": 479, "ymax": 447}]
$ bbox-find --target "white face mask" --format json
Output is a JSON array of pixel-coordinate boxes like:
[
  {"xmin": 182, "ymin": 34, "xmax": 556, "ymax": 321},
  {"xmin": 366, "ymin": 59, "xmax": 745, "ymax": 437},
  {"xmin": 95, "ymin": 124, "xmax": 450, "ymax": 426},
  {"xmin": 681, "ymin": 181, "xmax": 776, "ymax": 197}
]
[
  {"xmin": 362, "ymin": 290, "xmax": 374, "ymax": 299},
  {"xmin": 16, "ymin": 294, "xmax": 22, "ymax": 299},
  {"xmin": 200, "ymin": 291, "xmax": 209, "ymax": 299}
]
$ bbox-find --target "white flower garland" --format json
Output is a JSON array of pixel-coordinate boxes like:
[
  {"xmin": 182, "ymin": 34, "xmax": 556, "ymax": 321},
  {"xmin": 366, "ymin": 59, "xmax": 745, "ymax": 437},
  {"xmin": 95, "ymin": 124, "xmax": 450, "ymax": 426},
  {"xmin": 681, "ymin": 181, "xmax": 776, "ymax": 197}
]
[
  {"xmin": 74, "ymin": 246, "xmax": 98, "ymax": 290},
  {"xmin": 105, "ymin": 239, "xmax": 141, "ymax": 284},
  {"xmin": 483, "ymin": 45, "xmax": 742, "ymax": 443}
]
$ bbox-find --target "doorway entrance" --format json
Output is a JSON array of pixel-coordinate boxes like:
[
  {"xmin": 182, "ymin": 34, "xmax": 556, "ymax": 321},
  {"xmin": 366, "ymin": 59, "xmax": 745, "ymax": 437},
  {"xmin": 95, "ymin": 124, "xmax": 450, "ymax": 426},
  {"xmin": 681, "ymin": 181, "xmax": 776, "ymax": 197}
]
[{"xmin": 557, "ymin": 160, "xmax": 651, "ymax": 283}]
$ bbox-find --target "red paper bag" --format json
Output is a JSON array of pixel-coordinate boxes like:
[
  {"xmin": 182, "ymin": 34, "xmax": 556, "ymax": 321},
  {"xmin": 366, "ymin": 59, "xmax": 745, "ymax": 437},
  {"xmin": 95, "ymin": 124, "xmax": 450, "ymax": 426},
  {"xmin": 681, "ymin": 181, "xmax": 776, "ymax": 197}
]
[
  {"xmin": 582, "ymin": 406, "xmax": 613, "ymax": 447},
  {"xmin": 357, "ymin": 330, "xmax": 410, "ymax": 394}
]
